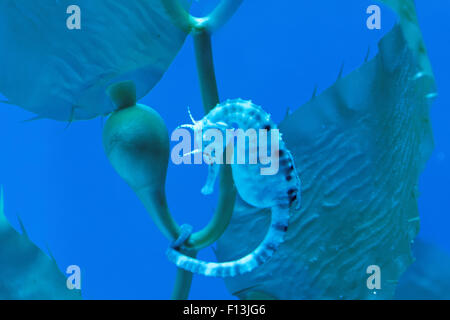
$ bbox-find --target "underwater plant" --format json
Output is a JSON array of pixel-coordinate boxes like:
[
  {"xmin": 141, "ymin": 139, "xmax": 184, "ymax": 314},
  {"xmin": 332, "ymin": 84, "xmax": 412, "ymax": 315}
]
[
  {"xmin": 0, "ymin": 0, "xmax": 189, "ymax": 121},
  {"xmin": 0, "ymin": 0, "xmax": 438, "ymax": 300},
  {"xmin": 0, "ymin": 187, "xmax": 81, "ymax": 299},
  {"xmin": 0, "ymin": 0, "xmax": 243, "ymax": 300},
  {"xmin": 215, "ymin": 0, "xmax": 436, "ymax": 300},
  {"xmin": 102, "ymin": 0, "xmax": 245, "ymax": 298}
]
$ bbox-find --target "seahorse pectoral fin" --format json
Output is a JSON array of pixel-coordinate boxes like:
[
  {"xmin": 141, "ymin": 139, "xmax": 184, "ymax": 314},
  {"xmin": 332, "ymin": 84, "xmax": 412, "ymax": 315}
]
[{"xmin": 201, "ymin": 163, "xmax": 220, "ymax": 195}]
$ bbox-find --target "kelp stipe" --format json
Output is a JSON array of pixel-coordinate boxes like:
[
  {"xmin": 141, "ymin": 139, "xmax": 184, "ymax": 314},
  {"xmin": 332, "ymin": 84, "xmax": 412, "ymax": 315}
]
[
  {"xmin": 102, "ymin": 0, "xmax": 244, "ymax": 297},
  {"xmin": 0, "ymin": 187, "xmax": 81, "ymax": 300},
  {"xmin": 0, "ymin": 0, "xmax": 239, "ymax": 298},
  {"xmin": 101, "ymin": 78, "xmax": 236, "ymax": 295},
  {"xmin": 0, "ymin": 1, "xmax": 189, "ymax": 121},
  {"xmin": 162, "ymin": 0, "xmax": 244, "ymax": 33},
  {"xmin": 215, "ymin": 15, "xmax": 436, "ymax": 299}
]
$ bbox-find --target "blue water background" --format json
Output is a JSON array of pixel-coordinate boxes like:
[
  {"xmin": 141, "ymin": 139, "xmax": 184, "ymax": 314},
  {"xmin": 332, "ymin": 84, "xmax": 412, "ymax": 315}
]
[{"xmin": 0, "ymin": 1, "xmax": 448, "ymax": 299}]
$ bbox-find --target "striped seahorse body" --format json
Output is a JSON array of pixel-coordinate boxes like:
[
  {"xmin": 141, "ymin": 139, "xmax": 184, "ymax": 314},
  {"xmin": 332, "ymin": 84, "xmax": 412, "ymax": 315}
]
[{"xmin": 167, "ymin": 99, "xmax": 301, "ymax": 277}]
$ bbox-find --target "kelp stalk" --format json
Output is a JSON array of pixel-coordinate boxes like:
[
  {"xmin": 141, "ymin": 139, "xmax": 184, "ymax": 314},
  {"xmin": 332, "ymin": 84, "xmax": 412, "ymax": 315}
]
[
  {"xmin": 161, "ymin": 0, "xmax": 243, "ymax": 33},
  {"xmin": 161, "ymin": 0, "xmax": 242, "ymax": 299},
  {"xmin": 105, "ymin": 0, "xmax": 242, "ymax": 300},
  {"xmin": 171, "ymin": 28, "xmax": 237, "ymax": 301}
]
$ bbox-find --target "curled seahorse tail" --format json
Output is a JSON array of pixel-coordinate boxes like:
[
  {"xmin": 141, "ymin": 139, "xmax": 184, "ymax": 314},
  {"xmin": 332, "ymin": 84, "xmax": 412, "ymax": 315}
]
[{"xmin": 166, "ymin": 205, "xmax": 290, "ymax": 277}]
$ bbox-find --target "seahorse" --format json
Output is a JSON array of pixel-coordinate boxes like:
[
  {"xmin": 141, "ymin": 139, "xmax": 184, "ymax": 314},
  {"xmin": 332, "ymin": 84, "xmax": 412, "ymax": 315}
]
[{"xmin": 166, "ymin": 99, "xmax": 301, "ymax": 277}]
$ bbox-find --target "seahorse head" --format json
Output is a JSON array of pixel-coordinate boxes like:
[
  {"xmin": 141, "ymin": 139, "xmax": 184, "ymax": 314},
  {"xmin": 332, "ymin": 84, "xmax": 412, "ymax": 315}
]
[{"xmin": 178, "ymin": 107, "xmax": 228, "ymax": 159}]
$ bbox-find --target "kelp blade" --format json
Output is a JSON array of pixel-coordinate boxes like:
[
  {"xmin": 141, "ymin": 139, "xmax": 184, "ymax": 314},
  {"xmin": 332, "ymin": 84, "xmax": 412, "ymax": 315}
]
[
  {"xmin": 0, "ymin": 0, "xmax": 189, "ymax": 121},
  {"xmin": 0, "ymin": 191, "xmax": 81, "ymax": 299},
  {"xmin": 215, "ymin": 23, "xmax": 435, "ymax": 299}
]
